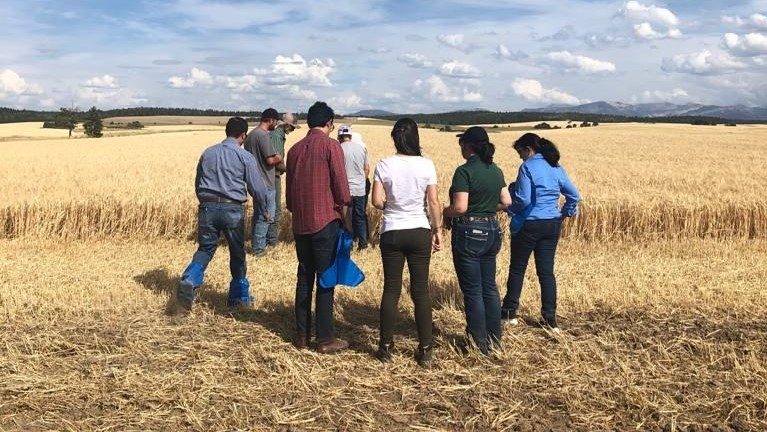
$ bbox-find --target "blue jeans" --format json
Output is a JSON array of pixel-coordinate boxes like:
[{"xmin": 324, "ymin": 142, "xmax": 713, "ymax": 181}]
[
  {"xmin": 267, "ymin": 176, "xmax": 282, "ymax": 245},
  {"xmin": 251, "ymin": 189, "xmax": 276, "ymax": 254},
  {"xmin": 451, "ymin": 219, "xmax": 502, "ymax": 354},
  {"xmin": 350, "ymin": 195, "xmax": 368, "ymax": 248},
  {"xmin": 502, "ymin": 219, "xmax": 562, "ymax": 325},
  {"xmin": 294, "ymin": 220, "xmax": 340, "ymax": 343},
  {"xmin": 192, "ymin": 203, "xmax": 247, "ymax": 280}
]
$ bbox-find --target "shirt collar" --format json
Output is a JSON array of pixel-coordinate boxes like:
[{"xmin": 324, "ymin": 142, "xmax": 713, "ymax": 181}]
[{"xmin": 222, "ymin": 137, "xmax": 240, "ymax": 147}]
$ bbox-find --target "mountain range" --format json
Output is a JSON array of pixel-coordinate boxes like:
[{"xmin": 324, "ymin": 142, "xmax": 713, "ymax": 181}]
[{"xmin": 521, "ymin": 101, "xmax": 767, "ymax": 121}]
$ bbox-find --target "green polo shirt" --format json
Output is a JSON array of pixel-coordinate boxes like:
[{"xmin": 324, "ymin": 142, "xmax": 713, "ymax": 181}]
[{"xmin": 449, "ymin": 155, "xmax": 506, "ymax": 216}]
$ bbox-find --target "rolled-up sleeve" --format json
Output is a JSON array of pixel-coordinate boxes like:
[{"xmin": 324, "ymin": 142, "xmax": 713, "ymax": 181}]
[
  {"xmin": 559, "ymin": 167, "xmax": 580, "ymax": 217},
  {"xmin": 244, "ymin": 153, "xmax": 269, "ymax": 215}
]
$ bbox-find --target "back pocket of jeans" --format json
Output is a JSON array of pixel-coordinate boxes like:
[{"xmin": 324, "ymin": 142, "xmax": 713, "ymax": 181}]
[{"xmin": 465, "ymin": 228, "xmax": 489, "ymax": 255}]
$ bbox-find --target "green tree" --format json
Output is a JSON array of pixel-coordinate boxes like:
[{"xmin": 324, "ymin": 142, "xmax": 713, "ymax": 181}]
[
  {"xmin": 56, "ymin": 108, "xmax": 78, "ymax": 137},
  {"xmin": 83, "ymin": 106, "xmax": 103, "ymax": 138}
]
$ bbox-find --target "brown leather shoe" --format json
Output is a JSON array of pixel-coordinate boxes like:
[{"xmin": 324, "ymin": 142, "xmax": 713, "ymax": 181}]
[
  {"xmin": 293, "ymin": 335, "xmax": 309, "ymax": 349},
  {"xmin": 316, "ymin": 338, "xmax": 349, "ymax": 354}
]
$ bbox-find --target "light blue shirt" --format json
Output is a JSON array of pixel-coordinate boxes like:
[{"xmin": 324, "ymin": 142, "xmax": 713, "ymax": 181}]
[
  {"xmin": 195, "ymin": 137, "xmax": 268, "ymax": 214},
  {"xmin": 507, "ymin": 153, "xmax": 580, "ymax": 234}
]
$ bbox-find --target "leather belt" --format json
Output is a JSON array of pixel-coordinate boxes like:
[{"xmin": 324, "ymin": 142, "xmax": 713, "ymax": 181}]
[
  {"xmin": 199, "ymin": 196, "xmax": 243, "ymax": 204},
  {"xmin": 454, "ymin": 215, "xmax": 496, "ymax": 224}
]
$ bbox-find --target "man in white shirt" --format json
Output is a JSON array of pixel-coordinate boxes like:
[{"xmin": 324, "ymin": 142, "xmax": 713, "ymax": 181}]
[{"xmin": 338, "ymin": 124, "xmax": 370, "ymax": 250}]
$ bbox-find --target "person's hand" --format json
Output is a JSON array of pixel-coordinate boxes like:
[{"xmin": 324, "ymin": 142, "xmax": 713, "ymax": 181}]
[
  {"xmin": 442, "ymin": 216, "xmax": 453, "ymax": 231},
  {"xmin": 264, "ymin": 212, "xmax": 271, "ymax": 222},
  {"xmin": 432, "ymin": 230, "xmax": 442, "ymax": 251}
]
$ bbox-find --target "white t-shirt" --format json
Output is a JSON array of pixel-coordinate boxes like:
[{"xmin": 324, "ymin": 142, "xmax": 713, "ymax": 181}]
[{"xmin": 374, "ymin": 155, "xmax": 437, "ymax": 233}]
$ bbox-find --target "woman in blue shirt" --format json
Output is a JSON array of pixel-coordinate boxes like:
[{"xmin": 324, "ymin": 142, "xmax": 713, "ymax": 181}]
[{"xmin": 502, "ymin": 133, "xmax": 579, "ymax": 333}]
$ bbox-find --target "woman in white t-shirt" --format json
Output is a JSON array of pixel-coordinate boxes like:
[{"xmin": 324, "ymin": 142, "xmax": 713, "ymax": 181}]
[{"xmin": 371, "ymin": 118, "xmax": 442, "ymax": 367}]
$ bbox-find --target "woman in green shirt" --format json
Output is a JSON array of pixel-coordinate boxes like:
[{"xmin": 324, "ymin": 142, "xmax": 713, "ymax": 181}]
[{"xmin": 443, "ymin": 126, "xmax": 511, "ymax": 355}]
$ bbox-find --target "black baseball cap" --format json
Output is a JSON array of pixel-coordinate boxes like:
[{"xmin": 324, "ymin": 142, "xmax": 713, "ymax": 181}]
[
  {"xmin": 261, "ymin": 108, "xmax": 280, "ymax": 120},
  {"xmin": 456, "ymin": 126, "xmax": 489, "ymax": 143}
]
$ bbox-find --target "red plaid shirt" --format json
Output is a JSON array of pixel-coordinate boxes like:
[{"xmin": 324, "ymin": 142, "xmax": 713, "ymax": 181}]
[{"xmin": 286, "ymin": 129, "xmax": 351, "ymax": 235}]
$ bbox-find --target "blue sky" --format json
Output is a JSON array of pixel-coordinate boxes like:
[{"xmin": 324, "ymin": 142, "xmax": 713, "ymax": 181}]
[{"xmin": 1, "ymin": 0, "xmax": 766, "ymax": 113}]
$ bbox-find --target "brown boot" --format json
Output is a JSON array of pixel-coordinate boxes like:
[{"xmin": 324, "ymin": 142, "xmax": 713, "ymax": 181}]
[
  {"xmin": 292, "ymin": 335, "xmax": 309, "ymax": 349},
  {"xmin": 316, "ymin": 338, "xmax": 349, "ymax": 354}
]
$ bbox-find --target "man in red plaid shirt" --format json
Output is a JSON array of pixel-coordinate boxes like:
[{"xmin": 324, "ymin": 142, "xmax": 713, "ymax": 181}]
[{"xmin": 286, "ymin": 101, "xmax": 352, "ymax": 354}]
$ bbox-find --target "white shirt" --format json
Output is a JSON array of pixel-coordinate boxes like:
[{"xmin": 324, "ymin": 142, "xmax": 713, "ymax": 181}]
[
  {"xmin": 341, "ymin": 140, "xmax": 368, "ymax": 196},
  {"xmin": 374, "ymin": 154, "xmax": 437, "ymax": 233}
]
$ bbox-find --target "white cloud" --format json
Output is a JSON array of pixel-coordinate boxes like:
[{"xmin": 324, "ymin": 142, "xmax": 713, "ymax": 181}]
[
  {"xmin": 397, "ymin": 53, "xmax": 432, "ymax": 68},
  {"xmin": 621, "ymin": 1, "xmax": 679, "ymax": 27},
  {"xmin": 84, "ymin": 75, "xmax": 118, "ymax": 88},
  {"xmin": 216, "ymin": 74, "xmax": 259, "ymax": 92},
  {"xmin": 439, "ymin": 60, "xmax": 482, "ymax": 78},
  {"xmin": 0, "ymin": 69, "xmax": 42, "ymax": 98},
  {"xmin": 723, "ymin": 13, "xmax": 767, "ymax": 30},
  {"xmin": 662, "ymin": 49, "xmax": 748, "ymax": 75},
  {"xmin": 278, "ymin": 84, "xmax": 317, "ymax": 101},
  {"xmin": 330, "ymin": 93, "xmax": 365, "ymax": 112},
  {"xmin": 78, "ymin": 86, "xmax": 147, "ymax": 107},
  {"xmin": 511, "ymin": 78, "xmax": 580, "ymax": 105},
  {"xmin": 257, "ymin": 54, "xmax": 335, "ymax": 87},
  {"xmin": 413, "ymin": 75, "xmax": 482, "ymax": 103},
  {"xmin": 437, "ymin": 33, "xmax": 464, "ymax": 48},
  {"xmin": 495, "ymin": 44, "xmax": 527, "ymax": 60},
  {"xmin": 437, "ymin": 33, "xmax": 472, "ymax": 52},
  {"xmin": 633, "ymin": 22, "xmax": 683, "ymax": 40},
  {"xmin": 544, "ymin": 51, "xmax": 616, "ymax": 74},
  {"xmin": 722, "ymin": 32, "xmax": 767, "ymax": 57},
  {"xmin": 640, "ymin": 88, "xmax": 689, "ymax": 102},
  {"xmin": 168, "ymin": 68, "xmax": 213, "ymax": 88}
]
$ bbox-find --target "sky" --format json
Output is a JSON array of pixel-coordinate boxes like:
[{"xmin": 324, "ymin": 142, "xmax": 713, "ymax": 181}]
[{"xmin": 1, "ymin": 0, "xmax": 767, "ymax": 114}]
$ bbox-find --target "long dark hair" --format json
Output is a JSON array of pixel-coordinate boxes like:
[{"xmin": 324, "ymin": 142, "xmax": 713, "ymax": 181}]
[
  {"xmin": 514, "ymin": 132, "xmax": 560, "ymax": 167},
  {"xmin": 391, "ymin": 118, "xmax": 421, "ymax": 156}
]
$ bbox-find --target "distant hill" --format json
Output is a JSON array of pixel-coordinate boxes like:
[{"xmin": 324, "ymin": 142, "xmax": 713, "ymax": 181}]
[
  {"xmin": 346, "ymin": 109, "xmax": 397, "ymax": 117},
  {"xmin": 523, "ymin": 101, "xmax": 767, "ymax": 121}
]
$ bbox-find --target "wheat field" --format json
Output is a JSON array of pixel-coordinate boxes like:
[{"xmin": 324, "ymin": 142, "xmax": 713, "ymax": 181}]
[{"xmin": 1, "ymin": 120, "xmax": 765, "ymax": 431}]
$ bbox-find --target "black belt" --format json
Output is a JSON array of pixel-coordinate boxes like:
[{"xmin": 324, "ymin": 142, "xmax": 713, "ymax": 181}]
[
  {"xmin": 454, "ymin": 215, "xmax": 496, "ymax": 224},
  {"xmin": 199, "ymin": 196, "xmax": 243, "ymax": 204}
]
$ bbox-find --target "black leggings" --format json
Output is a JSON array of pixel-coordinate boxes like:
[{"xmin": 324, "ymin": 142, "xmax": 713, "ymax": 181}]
[{"xmin": 379, "ymin": 228, "xmax": 433, "ymax": 349}]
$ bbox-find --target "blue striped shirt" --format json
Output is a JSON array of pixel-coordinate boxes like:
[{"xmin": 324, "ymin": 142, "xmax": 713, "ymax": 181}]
[
  {"xmin": 195, "ymin": 137, "xmax": 268, "ymax": 214},
  {"xmin": 508, "ymin": 153, "xmax": 580, "ymax": 234}
]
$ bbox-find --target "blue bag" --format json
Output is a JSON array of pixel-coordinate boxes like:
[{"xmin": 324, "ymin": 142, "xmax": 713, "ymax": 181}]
[{"xmin": 319, "ymin": 228, "xmax": 365, "ymax": 288}]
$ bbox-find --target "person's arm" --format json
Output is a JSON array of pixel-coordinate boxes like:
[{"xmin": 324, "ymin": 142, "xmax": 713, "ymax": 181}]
[
  {"xmin": 559, "ymin": 167, "xmax": 580, "ymax": 217},
  {"xmin": 443, "ymin": 192, "xmax": 468, "ymax": 217},
  {"xmin": 328, "ymin": 141, "xmax": 352, "ymax": 230},
  {"xmin": 257, "ymin": 132, "xmax": 281, "ymax": 167},
  {"xmin": 426, "ymin": 184, "xmax": 442, "ymax": 251},
  {"xmin": 371, "ymin": 181, "xmax": 385, "ymax": 210},
  {"xmin": 508, "ymin": 165, "xmax": 532, "ymax": 215},
  {"xmin": 497, "ymin": 186, "xmax": 512, "ymax": 212},
  {"xmin": 363, "ymin": 147, "xmax": 370, "ymax": 179},
  {"xmin": 244, "ymin": 153, "xmax": 270, "ymax": 220},
  {"xmin": 285, "ymin": 150, "xmax": 294, "ymax": 212}
]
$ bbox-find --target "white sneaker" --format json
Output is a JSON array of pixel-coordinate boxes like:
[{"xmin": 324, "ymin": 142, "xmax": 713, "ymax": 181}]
[
  {"xmin": 550, "ymin": 326, "xmax": 561, "ymax": 334},
  {"xmin": 503, "ymin": 318, "xmax": 519, "ymax": 326}
]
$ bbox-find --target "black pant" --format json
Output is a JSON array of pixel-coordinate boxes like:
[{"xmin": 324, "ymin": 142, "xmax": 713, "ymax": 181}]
[
  {"xmin": 379, "ymin": 228, "xmax": 433, "ymax": 349},
  {"xmin": 350, "ymin": 195, "xmax": 369, "ymax": 248},
  {"xmin": 502, "ymin": 219, "xmax": 562, "ymax": 323},
  {"xmin": 294, "ymin": 220, "xmax": 340, "ymax": 343}
]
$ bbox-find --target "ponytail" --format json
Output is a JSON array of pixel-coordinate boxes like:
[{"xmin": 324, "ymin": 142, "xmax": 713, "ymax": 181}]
[
  {"xmin": 469, "ymin": 141, "xmax": 495, "ymax": 165},
  {"xmin": 538, "ymin": 138, "xmax": 560, "ymax": 167}
]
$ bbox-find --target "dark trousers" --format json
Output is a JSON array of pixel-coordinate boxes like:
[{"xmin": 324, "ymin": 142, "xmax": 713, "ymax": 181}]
[
  {"xmin": 192, "ymin": 203, "xmax": 246, "ymax": 279},
  {"xmin": 350, "ymin": 195, "xmax": 369, "ymax": 248},
  {"xmin": 451, "ymin": 220, "xmax": 502, "ymax": 354},
  {"xmin": 502, "ymin": 219, "xmax": 562, "ymax": 323},
  {"xmin": 294, "ymin": 220, "xmax": 340, "ymax": 343},
  {"xmin": 379, "ymin": 228, "xmax": 433, "ymax": 349}
]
